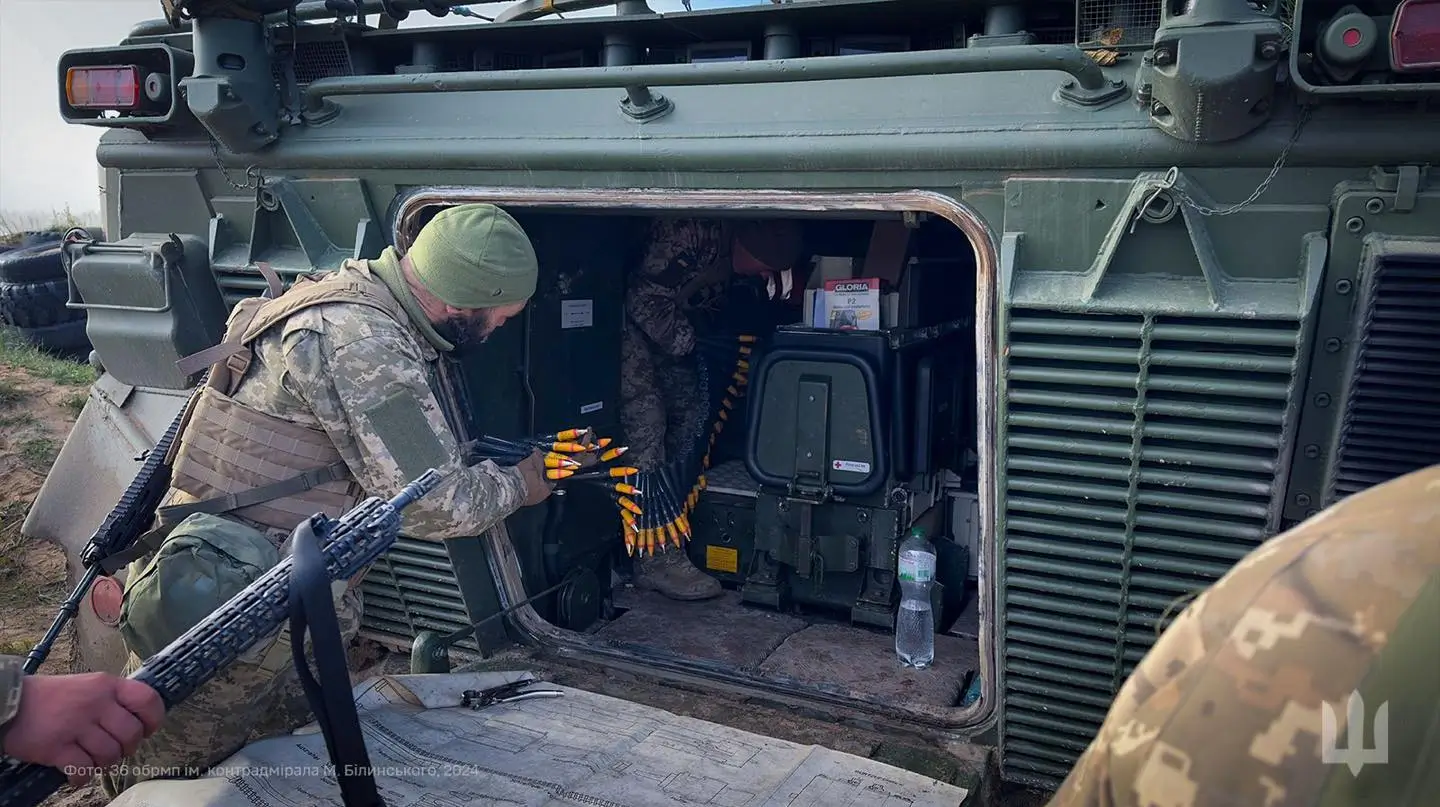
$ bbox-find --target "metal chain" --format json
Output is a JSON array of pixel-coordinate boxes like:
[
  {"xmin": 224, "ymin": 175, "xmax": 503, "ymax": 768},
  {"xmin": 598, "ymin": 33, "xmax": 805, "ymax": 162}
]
[
  {"xmin": 1136, "ymin": 103, "xmax": 1314, "ymax": 226},
  {"xmin": 209, "ymin": 136, "xmax": 261, "ymax": 191}
]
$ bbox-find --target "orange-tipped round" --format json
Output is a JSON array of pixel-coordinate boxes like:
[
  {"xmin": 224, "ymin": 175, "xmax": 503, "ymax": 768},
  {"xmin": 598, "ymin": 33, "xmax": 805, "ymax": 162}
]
[
  {"xmin": 618, "ymin": 496, "xmax": 643, "ymax": 516},
  {"xmin": 613, "ymin": 482, "xmax": 641, "ymax": 496},
  {"xmin": 550, "ymin": 441, "xmax": 589, "ymax": 454},
  {"xmin": 599, "ymin": 446, "xmax": 629, "ymax": 463},
  {"xmin": 546, "ymin": 468, "xmax": 574, "ymax": 481}
]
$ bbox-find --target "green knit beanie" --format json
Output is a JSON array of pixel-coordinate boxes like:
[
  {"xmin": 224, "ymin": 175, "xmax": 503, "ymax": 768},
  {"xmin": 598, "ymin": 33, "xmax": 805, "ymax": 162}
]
[{"xmin": 407, "ymin": 203, "xmax": 538, "ymax": 308}]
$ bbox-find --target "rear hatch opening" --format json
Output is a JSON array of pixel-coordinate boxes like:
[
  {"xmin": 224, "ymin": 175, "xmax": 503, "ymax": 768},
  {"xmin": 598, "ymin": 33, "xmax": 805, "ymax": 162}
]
[{"xmin": 365, "ymin": 189, "xmax": 999, "ymax": 738}]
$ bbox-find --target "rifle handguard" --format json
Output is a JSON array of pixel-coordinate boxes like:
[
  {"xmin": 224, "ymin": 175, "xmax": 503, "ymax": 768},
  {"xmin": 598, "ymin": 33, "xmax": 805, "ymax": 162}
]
[{"xmin": 0, "ymin": 468, "xmax": 448, "ymax": 807}]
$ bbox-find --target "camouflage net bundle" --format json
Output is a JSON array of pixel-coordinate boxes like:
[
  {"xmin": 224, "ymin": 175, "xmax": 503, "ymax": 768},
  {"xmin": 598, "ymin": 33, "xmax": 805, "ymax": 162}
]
[{"xmin": 623, "ymin": 333, "xmax": 759, "ymax": 557}]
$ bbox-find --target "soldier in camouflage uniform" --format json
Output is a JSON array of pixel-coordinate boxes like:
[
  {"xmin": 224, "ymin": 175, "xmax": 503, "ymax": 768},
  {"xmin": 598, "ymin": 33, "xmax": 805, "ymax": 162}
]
[
  {"xmin": 1046, "ymin": 463, "xmax": 1440, "ymax": 807},
  {"xmin": 87, "ymin": 203, "xmax": 554, "ymax": 797},
  {"xmin": 620, "ymin": 217, "xmax": 803, "ymax": 599}
]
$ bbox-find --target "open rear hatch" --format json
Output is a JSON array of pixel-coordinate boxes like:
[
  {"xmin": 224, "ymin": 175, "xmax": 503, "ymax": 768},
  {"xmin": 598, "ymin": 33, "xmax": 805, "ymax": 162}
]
[{"xmin": 354, "ymin": 191, "xmax": 996, "ymax": 741}]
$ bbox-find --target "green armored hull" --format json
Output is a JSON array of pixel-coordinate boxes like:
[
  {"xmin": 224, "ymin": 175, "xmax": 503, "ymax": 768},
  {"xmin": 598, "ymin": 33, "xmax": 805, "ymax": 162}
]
[{"xmin": 17, "ymin": 0, "xmax": 1440, "ymax": 798}]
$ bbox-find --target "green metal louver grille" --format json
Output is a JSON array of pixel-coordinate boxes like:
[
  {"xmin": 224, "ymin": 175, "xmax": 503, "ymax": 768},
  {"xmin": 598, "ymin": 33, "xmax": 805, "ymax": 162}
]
[
  {"xmin": 359, "ymin": 536, "xmax": 480, "ymax": 654},
  {"xmin": 997, "ymin": 308, "xmax": 1302, "ymax": 787},
  {"xmin": 215, "ymin": 265, "xmax": 305, "ymax": 309},
  {"xmin": 1325, "ymin": 256, "xmax": 1440, "ymax": 505}
]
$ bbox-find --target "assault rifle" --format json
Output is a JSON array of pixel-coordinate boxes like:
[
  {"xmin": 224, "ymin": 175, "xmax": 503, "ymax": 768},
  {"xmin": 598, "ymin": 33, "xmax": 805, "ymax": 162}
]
[
  {"xmin": 0, "ymin": 467, "xmax": 448, "ymax": 807},
  {"xmin": 22, "ymin": 375, "xmax": 207, "ymax": 674}
]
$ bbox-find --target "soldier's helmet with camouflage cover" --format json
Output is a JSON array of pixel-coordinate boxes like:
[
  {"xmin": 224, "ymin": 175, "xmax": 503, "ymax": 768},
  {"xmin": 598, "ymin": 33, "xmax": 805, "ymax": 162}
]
[{"xmin": 1046, "ymin": 463, "xmax": 1440, "ymax": 807}]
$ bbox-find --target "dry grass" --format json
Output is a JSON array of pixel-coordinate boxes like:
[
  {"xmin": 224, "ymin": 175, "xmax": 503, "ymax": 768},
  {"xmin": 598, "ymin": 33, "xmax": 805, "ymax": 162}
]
[
  {"xmin": 0, "ymin": 499, "xmax": 32, "ymax": 607},
  {"xmin": 61, "ymin": 389, "xmax": 89, "ymax": 416},
  {"xmin": 0, "ymin": 327, "xmax": 96, "ymax": 386},
  {"xmin": 0, "ymin": 377, "xmax": 24, "ymax": 408},
  {"xmin": 0, "ymin": 206, "xmax": 100, "ymax": 245}
]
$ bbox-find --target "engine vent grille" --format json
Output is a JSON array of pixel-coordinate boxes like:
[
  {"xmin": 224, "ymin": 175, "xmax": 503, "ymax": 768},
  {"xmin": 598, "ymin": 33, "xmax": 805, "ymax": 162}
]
[
  {"xmin": 1326, "ymin": 256, "xmax": 1440, "ymax": 505},
  {"xmin": 997, "ymin": 308, "xmax": 1301, "ymax": 787},
  {"xmin": 272, "ymin": 38, "xmax": 355, "ymax": 88},
  {"xmin": 359, "ymin": 536, "xmax": 479, "ymax": 654},
  {"xmin": 1074, "ymin": 0, "xmax": 1163, "ymax": 49},
  {"xmin": 214, "ymin": 267, "xmax": 286, "ymax": 309}
]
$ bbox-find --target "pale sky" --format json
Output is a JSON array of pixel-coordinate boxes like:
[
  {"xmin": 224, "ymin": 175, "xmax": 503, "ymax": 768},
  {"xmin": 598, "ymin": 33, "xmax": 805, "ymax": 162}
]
[{"xmin": 0, "ymin": 0, "xmax": 755, "ymax": 224}]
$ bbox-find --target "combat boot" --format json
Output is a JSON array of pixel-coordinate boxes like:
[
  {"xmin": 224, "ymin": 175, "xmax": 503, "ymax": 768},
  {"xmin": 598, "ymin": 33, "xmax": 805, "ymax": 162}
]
[{"xmin": 634, "ymin": 548, "xmax": 723, "ymax": 601}]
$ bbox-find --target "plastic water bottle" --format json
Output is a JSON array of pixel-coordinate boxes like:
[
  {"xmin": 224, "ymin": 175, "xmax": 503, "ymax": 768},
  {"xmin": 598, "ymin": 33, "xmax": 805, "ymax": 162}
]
[{"xmin": 895, "ymin": 526, "xmax": 937, "ymax": 668}]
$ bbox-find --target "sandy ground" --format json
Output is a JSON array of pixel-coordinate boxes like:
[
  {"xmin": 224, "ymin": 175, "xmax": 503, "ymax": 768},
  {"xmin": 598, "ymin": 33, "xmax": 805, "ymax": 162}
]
[
  {"xmin": 0, "ymin": 356, "xmax": 406, "ymax": 807},
  {"xmin": 0, "ymin": 363, "xmax": 107, "ymax": 806}
]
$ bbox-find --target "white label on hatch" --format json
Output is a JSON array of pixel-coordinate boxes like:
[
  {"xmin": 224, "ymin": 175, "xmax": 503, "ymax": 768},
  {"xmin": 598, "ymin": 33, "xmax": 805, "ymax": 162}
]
[
  {"xmin": 561, "ymin": 299, "xmax": 593, "ymax": 329},
  {"xmin": 832, "ymin": 459, "xmax": 871, "ymax": 473},
  {"xmin": 580, "ymin": 401, "xmax": 603, "ymax": 415}
]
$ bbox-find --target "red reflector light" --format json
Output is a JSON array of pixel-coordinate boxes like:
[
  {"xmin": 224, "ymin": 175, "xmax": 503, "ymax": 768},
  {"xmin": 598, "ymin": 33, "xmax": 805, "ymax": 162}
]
[
  {"xmin": 65, "ymin": 65, "xmax": 141, "ymax": 109},
  {"xmin": 1392, "ymin": 0, "xmax": 1440, "ymax": 72}
]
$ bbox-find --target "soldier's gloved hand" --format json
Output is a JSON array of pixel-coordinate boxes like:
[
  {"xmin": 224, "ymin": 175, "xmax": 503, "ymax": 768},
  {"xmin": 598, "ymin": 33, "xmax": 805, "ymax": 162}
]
[
  {"xmin": 572, "ymin": 446, "xmax": 602, "ymax": 469},
  {"xmin": 516, "ymin": 449, "xmax": 557, "ymax": 507},
  {"xmin": 2, "ymin": 673, "xmax": 164, "ymax": 783}
]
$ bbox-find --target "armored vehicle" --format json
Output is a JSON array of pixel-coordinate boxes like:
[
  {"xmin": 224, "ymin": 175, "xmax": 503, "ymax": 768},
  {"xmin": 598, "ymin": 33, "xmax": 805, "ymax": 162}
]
[{"xmin": 20, "ymin": 0, "xmax": 1440, "ymax": 798}]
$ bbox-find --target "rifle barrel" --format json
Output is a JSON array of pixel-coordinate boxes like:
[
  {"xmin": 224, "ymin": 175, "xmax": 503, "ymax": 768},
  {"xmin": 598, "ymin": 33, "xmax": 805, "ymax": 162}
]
[{"xmin": 22, "ymin": 567, "xmax": 100, "ymax": 674}]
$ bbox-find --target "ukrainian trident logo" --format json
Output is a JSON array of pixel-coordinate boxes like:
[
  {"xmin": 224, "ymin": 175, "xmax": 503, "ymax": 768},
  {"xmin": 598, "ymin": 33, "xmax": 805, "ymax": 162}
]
[{"xmin": 1321, "ymin": 691, "xmax": 1389, "ymax": 775}]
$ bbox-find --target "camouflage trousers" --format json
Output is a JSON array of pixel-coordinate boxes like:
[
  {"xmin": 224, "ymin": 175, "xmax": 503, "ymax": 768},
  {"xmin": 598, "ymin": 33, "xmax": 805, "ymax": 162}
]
[
  {"xmin": 620, "ymin": 329, "xmax": 703, "ymax": 470},
  {"xmin": 99, "ymin": 583, "xmax": 362, "ymax": 797}
]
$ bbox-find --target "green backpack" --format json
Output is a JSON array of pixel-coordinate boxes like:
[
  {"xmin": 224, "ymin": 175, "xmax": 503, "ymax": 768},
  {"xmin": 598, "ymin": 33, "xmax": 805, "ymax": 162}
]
[{"xmin": 118, "ymin": 512, "xmax": 280, "ymax": 659}]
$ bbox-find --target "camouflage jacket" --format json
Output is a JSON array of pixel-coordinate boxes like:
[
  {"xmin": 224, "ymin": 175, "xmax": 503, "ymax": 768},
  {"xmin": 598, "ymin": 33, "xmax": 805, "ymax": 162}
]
[
  {"xmin": 1046, "ymin": 463, "xmax": 1440, "ymax": 807},
  {"xmin": 159, "ymin": 259, "xmax": 527, "ymax": 544},
  {"xmin": 625, "ymin": 218, "xmax": 733, "ymax": 358},
  {"xmin": 0, "ymin": 655, "xmax": 18, "ymax": 748}
]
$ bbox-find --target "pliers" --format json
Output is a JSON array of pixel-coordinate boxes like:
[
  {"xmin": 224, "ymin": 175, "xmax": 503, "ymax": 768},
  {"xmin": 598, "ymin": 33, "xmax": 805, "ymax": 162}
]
[{"xmin": 461, "ymin": 679, "xmax": 564, "ymax": 710}]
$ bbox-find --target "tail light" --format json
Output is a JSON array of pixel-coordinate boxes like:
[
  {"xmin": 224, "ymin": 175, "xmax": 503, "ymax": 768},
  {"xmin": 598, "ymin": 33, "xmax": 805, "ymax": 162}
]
[
  {"xmin": 65, "ymin": 66, "xmax": 141, "ymax": 110},
  {"xmin": 1391, "ymin": 0, "xmax": 1440, "ymax": 72},
  {"xmin": 58, "ymin": 44, "xmax": 193, "ymax": 128}
]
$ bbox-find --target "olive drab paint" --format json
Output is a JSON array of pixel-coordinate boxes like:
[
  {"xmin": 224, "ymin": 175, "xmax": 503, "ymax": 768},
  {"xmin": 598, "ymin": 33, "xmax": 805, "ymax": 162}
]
[{"xmin": 23, "ymin": 0, "xmax": 1440, "ymax": 800}]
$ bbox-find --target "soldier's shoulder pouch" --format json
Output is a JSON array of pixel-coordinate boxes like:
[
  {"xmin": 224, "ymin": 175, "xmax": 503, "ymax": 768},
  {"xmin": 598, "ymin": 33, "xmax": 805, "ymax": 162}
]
[{"xmin": 118, "ymin": 513, "xmax": 280, "ymax": 659}]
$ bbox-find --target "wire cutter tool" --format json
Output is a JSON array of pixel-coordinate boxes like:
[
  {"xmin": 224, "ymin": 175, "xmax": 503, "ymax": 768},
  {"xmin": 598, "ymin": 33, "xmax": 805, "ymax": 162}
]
[{"xmin": 461, "ymin": 679, "xmax": 564, "ymax": 710}]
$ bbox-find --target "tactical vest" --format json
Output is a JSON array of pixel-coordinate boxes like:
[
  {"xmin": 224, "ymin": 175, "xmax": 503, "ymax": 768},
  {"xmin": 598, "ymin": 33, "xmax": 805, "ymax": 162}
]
[{"xmin": 158, "ymin": 262, "xmax": 414, "ymax": 535}]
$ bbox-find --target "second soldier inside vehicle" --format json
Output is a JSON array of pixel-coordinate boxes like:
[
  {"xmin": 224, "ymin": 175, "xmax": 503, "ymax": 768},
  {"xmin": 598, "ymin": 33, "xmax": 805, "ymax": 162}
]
[{"xmin": 619, "ymin": 217, "xmax": 805, "ymax": 600}]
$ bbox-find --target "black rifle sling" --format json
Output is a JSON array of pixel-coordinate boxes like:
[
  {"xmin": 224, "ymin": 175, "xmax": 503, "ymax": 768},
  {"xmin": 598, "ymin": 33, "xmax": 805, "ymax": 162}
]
[{"xmin": 288, "ymin": 516, "xmax": 385, "ymax": 807}]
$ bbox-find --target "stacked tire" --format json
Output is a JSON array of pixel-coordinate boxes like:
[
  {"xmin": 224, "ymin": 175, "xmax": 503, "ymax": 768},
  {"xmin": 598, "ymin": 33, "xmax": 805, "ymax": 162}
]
[{"xmin": 0, "ymin": 231, "xmax": 93, "ymax": 358}]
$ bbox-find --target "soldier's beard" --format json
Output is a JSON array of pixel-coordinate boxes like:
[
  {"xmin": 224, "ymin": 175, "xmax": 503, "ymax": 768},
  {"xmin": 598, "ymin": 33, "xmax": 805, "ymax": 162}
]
[{"xmin": 436, "ymin": 310, "xmax": 498, "ymax": 348}]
